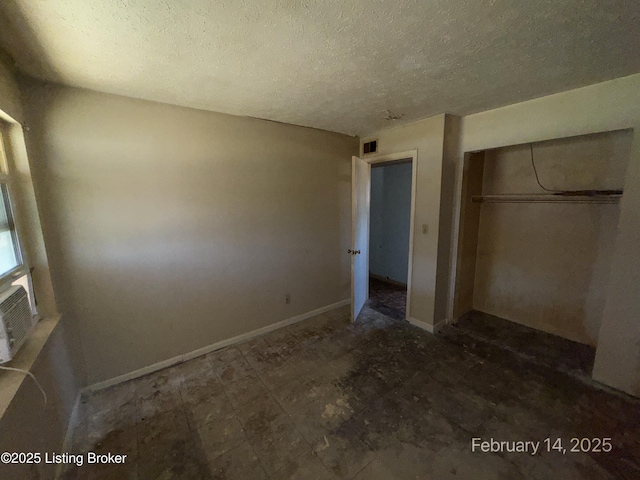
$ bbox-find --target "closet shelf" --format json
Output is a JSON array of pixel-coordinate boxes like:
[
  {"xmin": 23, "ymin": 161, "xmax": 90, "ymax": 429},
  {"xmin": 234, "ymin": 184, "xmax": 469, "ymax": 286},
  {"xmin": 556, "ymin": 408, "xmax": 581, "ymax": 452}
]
[{"xmin": 472, "ymin": 194, "xmax": 622, "ymax": 204}]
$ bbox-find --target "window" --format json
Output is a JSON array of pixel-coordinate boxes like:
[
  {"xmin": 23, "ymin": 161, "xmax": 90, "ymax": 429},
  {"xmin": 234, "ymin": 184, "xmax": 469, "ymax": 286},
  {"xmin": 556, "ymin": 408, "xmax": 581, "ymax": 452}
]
[
  {"xmin": 0, "ymin": 131, "xmax": 22, "ymax": 283},
  {"xmin": 0, "ymin": 183, "xmax": 21, "ymax": 278},
  {"xmin": 0, "ymin": 126, "xmax": 29, "ymax": 280},
  {"xmin": 0, "ymin": 125, "xmax": 37, "ymax": 317}
]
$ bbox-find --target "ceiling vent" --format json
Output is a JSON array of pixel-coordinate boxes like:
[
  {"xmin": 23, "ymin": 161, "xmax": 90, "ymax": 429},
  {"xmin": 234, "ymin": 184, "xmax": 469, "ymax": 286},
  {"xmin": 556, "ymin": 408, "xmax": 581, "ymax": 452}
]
[{"xmin": 363, "ymin": 140, "xmax": 377, "ymax": 155}]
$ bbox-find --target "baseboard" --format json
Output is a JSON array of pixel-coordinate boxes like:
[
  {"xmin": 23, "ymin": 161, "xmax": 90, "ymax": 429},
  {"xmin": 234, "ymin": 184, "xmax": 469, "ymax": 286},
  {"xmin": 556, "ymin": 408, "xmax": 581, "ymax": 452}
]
[
  {"xmin": 55, "ymin": 392, "xmax": 82, "ymax": 479},
  {"xmin": 369, "ymin": 273, "xmax": 407, "ymax": 288},
  {"xmin": 82, "ymin": 298, "xmax": 350, "ymax": 393},
  {"xmin": 182, "ymin": 298, "xmax": 350, "ymax": 362},
  {"xmin": 407, "ymin": 316, "xmax": 447, "ymax": 334},
  {"xmin": 83, "ymin": 357, "xmax": 184, "ymax": 394}
]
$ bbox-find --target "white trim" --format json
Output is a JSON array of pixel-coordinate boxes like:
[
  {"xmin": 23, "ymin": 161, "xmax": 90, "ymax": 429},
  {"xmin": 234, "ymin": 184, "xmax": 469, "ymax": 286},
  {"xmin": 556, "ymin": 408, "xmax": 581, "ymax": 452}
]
[
  {"xmin": 407, "ymin": 316, "xmax": 447, "ymax": 334},
  {"xmin": 447, "ymin": 151, "xmax": 471, "ymax": 323},
  {"xmin": 82, "ymin": 299, "xmax": 350, "ymax": 393},
  {"xmin": 364, "ymin": 149, "xmax": 417, "ymax": 165},
  {"xmin": 355, "ymin": 149, "xmax": 417, "ymax": 321},
  {"xmin": 405, "ymin": 151, "xmax": 418, "ymax": 320},
  {"xmin": 350, "ymin": 157, "xmax": 357, "ymax": 322},
  {"xmin": 56, "ymin": 392, "xmax": 82, "ymax": 479},
  {"xmin": 351, "ymin": 155, "xmax": 372, "ymax": 322}
]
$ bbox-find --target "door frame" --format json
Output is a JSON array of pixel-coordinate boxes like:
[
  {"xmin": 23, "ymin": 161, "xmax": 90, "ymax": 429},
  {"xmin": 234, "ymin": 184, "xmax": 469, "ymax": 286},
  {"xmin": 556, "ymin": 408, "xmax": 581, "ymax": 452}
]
[{"xmin": 353, "ymin": 149, "xmax": 418, "ymax": 321}]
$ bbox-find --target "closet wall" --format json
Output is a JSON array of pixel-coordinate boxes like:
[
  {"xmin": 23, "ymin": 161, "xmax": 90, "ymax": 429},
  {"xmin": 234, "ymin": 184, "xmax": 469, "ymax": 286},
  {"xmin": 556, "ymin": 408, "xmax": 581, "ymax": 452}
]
[{"xmin": 460, "ymin": 129, "xmax": 632, "ymax": 345}]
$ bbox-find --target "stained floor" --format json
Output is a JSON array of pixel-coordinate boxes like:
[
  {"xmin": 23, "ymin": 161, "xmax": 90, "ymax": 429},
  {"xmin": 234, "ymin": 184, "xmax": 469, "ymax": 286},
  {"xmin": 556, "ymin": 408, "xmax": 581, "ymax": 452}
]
[
  {"xmin": 368, "ymin": 277, "xmax": 407, "ymax": 320},
  {"xmin": 65, "ymin": 304, "xmax": 640, "ymax": 479},
  {"xmin": 453, "ymin": 310, "xmax": 597, "ymax": 379}
]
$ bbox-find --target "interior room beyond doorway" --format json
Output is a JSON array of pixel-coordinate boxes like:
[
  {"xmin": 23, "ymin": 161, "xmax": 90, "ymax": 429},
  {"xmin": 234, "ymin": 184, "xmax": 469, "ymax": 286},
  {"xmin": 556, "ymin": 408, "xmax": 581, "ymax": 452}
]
[{"xmin": 368, "ymin": 160, "xmax": 412, "ymax": 320}]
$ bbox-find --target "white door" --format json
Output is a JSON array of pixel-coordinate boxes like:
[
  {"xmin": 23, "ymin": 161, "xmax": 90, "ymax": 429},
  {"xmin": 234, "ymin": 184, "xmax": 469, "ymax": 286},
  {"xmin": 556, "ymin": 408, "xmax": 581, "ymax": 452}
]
[{"xmin": 351, "ymin": 156, "xmax": 370, "ymax": 322}]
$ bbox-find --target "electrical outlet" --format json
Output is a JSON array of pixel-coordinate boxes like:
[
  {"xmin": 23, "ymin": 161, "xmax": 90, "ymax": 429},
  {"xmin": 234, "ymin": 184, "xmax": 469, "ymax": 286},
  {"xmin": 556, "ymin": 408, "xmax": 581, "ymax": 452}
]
[{"xmin": 285, "ymin": 294, "xmax": 290, "ymax": 305}]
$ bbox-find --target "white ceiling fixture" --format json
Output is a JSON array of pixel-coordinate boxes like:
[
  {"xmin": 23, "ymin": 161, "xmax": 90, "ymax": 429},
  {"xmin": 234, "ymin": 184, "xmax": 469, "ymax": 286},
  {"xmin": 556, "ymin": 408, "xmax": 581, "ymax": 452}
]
[{"xmin": 0, "ymin": 1, "xmax": 639, "ymax": 136}]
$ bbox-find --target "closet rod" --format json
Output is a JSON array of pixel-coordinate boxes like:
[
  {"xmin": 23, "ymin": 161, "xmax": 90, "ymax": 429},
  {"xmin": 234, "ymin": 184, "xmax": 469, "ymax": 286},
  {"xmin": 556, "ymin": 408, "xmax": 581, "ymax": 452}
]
[{"xmin": 472, "ymin": 194, "xmax": 621, "ymax": 204}]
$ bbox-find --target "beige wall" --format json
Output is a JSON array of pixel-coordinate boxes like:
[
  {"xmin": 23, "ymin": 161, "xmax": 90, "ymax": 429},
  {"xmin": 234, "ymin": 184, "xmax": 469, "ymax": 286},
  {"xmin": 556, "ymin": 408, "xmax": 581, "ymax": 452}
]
[
  {"xmin": 453, "ymin": 152, "xmax": 484, "ymax": 318},
  {"xmin": 7, "ymin": 53, "xmax": 640, "ymax": 403},
  {"xmin": 22, "ymin": 80, "xmax": 357, "ymax": 384},
  {"xmin": 450, "ymin": 73, "xmax": 640, "ymax": 396},
  {"xmin": 0, "ymin": 55, "xmax": 85, "ymax": 480},
  {"xmin": 593, "ymin": 128, "xmax": 640, "ymax": 396},
  {"xmin": 361, "ymin": 115, "xmax": 448, "ymax": 328},
  {"xmin": 0, "ymin": 51, "xmax": 23, "ymax": 122},
  {"xmin": 471, "ymin": 131, "xmax": 631, "ymax": 345},
  {"xmin": 437, "ymin": 115, "xmax": 462, "ymax": 324}
]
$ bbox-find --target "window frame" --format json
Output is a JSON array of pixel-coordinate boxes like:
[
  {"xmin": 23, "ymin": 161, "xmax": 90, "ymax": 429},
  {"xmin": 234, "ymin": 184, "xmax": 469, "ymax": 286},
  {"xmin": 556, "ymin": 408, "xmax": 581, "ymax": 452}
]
[
  {"xmin": 0, "ymin": 182, "xmax": 24, "ymax": 282},
  {"xmin": 0, "ymin": 126, "xmax": 31, "ymax": 303}
]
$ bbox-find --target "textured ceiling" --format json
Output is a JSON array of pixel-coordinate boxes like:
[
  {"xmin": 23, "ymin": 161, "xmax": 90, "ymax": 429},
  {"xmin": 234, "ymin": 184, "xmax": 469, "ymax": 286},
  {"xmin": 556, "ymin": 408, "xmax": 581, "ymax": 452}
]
[{"xmin": 0, "ymin": 0, "xmax": 639, "ymax": 135}]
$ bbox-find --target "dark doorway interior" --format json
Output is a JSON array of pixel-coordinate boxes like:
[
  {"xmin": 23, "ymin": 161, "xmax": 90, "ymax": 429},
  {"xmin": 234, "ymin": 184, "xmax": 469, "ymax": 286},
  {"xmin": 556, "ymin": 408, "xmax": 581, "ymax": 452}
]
[
  {"xmin": 368, "ymin": 160, "xmax": 412, "ymax": 321},
  {"xmin": 368, "ymin": 276, "xmax": 406, "ymax": 320}
]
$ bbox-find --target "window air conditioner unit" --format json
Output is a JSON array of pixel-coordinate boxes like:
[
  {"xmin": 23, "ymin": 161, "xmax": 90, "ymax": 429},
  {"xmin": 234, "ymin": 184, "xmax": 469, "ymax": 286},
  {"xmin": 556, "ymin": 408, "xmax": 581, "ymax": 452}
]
[{"xmin": 0, "ymin": 286, "xmax": 36, "ymax": 364}]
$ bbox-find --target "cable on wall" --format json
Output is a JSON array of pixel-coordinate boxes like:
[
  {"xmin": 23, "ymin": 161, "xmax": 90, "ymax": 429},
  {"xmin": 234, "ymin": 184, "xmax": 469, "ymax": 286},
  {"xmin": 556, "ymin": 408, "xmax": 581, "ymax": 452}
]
[
  {"xmin": 529, "ymin": 143, "xmax": 622, "ymax": 197},
  {"xmin": 530, "ymin": 144, "xmax": 562, "ymax": 193},
  {"xmin": 0, "ymin": 366, "xmax": 47, "ymax": 406}
]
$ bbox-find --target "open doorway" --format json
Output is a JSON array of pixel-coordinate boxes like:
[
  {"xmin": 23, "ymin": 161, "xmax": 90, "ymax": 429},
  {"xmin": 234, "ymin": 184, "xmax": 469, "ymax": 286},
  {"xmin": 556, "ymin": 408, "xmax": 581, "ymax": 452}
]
[
  {"xmin": 368, "ymin": 160, "xmax": 412, "ymax": 319},
  {"xmin": 350, "ymin": 150, "xmax": 417, "ymax": 322}
]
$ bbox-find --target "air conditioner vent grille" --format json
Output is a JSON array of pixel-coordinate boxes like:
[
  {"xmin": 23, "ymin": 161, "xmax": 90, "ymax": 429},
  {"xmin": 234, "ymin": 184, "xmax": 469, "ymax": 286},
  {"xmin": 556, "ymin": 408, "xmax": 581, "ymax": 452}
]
[
  {"xmin": 363, "ymin": 140, "xmax": 377, "ymax": 155},
  {"xmin": 0, "ymin": 287, "xmax": 27, "ymax": 315},
  {"xmin": 0, "ymin": 286, "xmax": 33, "ymax": 360}
]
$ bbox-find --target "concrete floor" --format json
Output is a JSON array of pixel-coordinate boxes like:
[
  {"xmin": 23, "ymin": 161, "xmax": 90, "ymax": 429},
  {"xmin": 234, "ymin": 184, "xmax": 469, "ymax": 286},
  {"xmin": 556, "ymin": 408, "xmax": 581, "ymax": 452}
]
[
  {"xmin": 368, "ymin": 277, "xmax": 407, "ymax": 320},
  {"xmin": 64, "ymin": 304, "xmax": 640, "ymax": 479}
]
